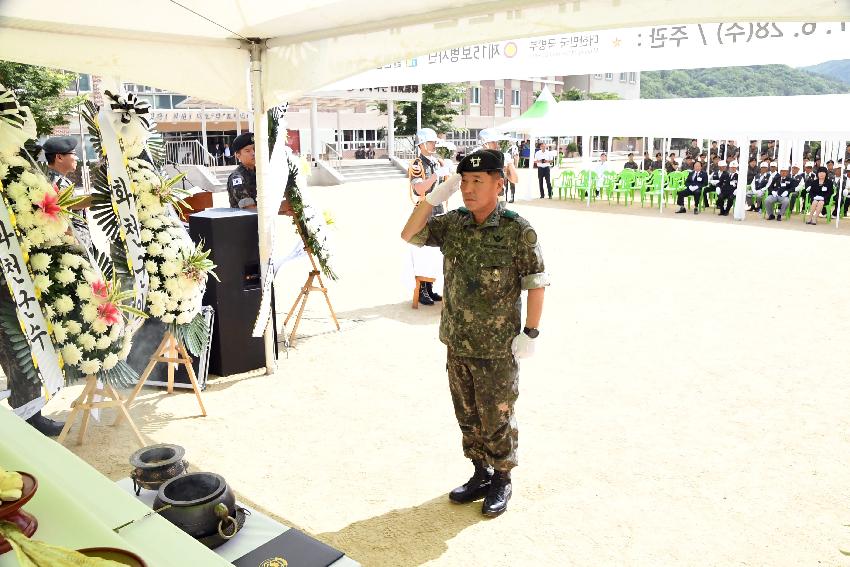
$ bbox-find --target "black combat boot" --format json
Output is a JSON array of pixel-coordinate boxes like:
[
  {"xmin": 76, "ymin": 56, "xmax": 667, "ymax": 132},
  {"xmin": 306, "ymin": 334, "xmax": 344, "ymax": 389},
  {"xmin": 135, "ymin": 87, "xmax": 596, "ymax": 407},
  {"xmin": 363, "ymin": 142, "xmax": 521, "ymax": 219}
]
[
  {"xmin": 449, "ymin": 460, "xmax": 493, "ymax": 503},
  {"xmin": 26, "ymin": 411, "xmax": 65, "ymax": 437},
  {"xmin": 418, "ymin": 282, "xmax": 434, "ymax": 306},
  {"xmin": 482, "ymin": 470, "xmax": 512, "ymax": 517},
  {"xmin": 425, "ymin": 282, "xmax": 442, "ymax": 302}
]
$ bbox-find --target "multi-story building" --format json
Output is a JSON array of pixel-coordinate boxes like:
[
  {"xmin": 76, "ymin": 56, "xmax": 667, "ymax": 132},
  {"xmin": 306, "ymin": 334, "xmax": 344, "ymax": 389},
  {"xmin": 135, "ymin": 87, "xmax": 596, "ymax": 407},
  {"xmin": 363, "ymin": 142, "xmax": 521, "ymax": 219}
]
[{"xmin": 57, "ymin": 72, "xmax": 640, "ymax": 162}]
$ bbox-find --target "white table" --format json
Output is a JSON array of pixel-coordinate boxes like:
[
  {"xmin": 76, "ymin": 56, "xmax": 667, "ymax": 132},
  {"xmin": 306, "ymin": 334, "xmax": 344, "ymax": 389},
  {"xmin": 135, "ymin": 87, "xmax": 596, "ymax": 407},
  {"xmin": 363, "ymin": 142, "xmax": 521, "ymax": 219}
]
[{"xmin": 115, "ymin": 478, "xmax": 359, "ymax": 566}]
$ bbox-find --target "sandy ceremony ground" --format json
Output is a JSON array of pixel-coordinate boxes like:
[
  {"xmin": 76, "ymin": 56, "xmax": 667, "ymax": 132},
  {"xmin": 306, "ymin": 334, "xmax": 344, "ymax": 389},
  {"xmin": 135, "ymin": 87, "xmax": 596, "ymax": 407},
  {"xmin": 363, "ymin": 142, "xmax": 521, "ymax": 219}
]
[{"xmin": 12, "ymin": 168, "xmax": 850, "ymax": 566}]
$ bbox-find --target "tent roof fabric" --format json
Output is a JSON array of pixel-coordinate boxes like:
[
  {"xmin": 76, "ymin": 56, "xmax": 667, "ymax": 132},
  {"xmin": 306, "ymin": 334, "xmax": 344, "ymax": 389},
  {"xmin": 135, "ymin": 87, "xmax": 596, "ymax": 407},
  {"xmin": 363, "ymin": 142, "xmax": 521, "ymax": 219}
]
[
  {"xmin": 2, "ymin": 1, "xmax": 849, "ymax": 110},
  {"xmin": 496, "ymin": 94, "xmax": 850, "ymax": 139}
]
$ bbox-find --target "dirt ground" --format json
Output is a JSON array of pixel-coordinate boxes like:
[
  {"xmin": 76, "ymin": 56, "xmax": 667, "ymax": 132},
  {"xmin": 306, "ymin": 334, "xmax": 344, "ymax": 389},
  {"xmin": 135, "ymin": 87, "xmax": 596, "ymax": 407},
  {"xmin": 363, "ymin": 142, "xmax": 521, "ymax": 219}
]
[{"xmin": 10, "ymin": 168, "xmax": 850, "ymax": 566}]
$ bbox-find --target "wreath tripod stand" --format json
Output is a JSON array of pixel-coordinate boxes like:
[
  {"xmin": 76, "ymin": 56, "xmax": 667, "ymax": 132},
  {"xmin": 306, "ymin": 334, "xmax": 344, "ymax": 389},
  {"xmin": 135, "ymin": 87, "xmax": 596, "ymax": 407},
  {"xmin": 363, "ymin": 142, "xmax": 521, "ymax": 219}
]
[{"xmin": 283, "ymin": 229, "xmax": 340, "ymax": 345}]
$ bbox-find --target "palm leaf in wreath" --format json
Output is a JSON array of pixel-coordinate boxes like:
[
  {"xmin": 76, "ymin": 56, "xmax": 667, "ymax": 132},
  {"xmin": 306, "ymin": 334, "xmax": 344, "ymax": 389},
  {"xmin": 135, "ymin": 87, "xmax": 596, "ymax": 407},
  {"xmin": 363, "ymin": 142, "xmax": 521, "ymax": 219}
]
[
  {"xmin": 146, "ymin": 136, "xmax": 166, "ymax": 170},
  {"xmin": 92, "ymin": 248, "xmax": 114, "ymax": 281},
  {"xmin": 171, "ymin": 311, "xmax": 210, "ymax": 357},
  {"xmin": 98, "ymin": 359, "xmax": 138, "ymax": 389},
  {"xmin": 0, "ymin": 301, "xmax": 40, "ymax": 386},
  {"xmin": 89, "ymin": 163, "xmax": 121, "ymax": 241}
]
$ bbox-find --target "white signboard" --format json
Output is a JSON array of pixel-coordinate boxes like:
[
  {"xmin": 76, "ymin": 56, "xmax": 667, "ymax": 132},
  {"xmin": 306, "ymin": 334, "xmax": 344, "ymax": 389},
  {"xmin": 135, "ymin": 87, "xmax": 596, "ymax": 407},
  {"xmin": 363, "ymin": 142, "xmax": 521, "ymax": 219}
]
[{"xmin": 322, "ymin": 21, "xmax": 850, "ymax": 90}]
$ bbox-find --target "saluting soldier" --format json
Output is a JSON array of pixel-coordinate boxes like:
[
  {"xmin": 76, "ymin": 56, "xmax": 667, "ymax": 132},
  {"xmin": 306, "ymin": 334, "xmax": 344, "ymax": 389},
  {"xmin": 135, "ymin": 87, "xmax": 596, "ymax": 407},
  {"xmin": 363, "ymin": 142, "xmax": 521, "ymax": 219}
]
[{"xmin": 401, "ymin": 149, "xmax": 549, "ymax": 517}]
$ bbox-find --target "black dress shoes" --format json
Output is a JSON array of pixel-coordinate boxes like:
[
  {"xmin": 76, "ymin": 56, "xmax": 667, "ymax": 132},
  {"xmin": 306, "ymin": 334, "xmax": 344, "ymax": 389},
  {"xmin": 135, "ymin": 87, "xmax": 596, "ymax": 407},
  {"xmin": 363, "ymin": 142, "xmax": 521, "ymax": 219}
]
[
  {"xmin": 26, "ymin": 411, "xmax": 65, "ymax": 437},
  {"xmin": 482, "ymin": 470, "xmax": 512, "ymax": 517},
  {"xmin": 449, "ymin": 460, "xmax": 493, "ymax": 504},
  {"xmin": 425, "ymin": 282, "xmax": 442, "ymax": 302},
  {"xmin": 418, "ymin": 283, "xmax": 434, "ymax": 306}
]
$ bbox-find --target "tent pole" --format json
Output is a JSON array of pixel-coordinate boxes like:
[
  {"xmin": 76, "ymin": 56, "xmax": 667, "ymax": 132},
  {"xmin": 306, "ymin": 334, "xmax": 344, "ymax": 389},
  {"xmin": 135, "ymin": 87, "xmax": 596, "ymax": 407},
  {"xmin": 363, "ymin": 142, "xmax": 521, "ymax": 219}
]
[
  {"xmin": 582, "ymin": 132, "xmax": 591, "ymax": 207},
  {"xmin": 249, "ymin": 41, "xmax": 277, "ymax": 376},
  {"xmin": 733, "ymin": 132, "xmax": 747, "ymax": 221},
  {"xmin": 660, "ymin": 137, "xmax": 667, "ymax": 213},
  {"xmin": 200, "ymin": 102, "xmax": 209, "ymax": 165},
  {"xmin": 837, "ymin": 138, "xmax": 845, "ymax": 228}
]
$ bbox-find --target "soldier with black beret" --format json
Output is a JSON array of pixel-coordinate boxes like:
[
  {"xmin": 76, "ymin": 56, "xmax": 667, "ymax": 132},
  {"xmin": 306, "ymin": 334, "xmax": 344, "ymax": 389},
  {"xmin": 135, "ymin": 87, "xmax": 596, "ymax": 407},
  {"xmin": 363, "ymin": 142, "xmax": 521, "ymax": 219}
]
[
  {"xmin": 43, "ymin": 135, "xmax": 78, "ymax": 190},
  {"xmin": 226, "ymin": 132, "xmax": 292, "ymax": 216},
  {"xmin": 401, "ymin": 148, "xmax": 549, "ymax": 517},
  {"xmin": 227, "ymin": 132, "xmax": 258, "ymax": 209}
]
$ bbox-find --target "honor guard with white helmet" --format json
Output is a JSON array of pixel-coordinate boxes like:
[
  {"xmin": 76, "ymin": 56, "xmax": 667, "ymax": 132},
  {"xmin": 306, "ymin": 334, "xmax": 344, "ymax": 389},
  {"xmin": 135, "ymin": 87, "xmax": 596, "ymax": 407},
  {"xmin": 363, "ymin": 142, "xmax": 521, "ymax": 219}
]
[
  {"xmin": 477, "ymin": 129, "xmax": 519, "ymax": 202},
  {"xmin": 407, "ymin": 127, "xmax": 446, "ymax": 305}
]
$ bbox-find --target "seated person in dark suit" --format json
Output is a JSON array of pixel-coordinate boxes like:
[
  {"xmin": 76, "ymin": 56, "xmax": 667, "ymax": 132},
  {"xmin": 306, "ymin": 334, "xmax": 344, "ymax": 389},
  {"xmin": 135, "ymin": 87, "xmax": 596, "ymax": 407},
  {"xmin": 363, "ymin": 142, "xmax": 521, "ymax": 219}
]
[
  {"xmin": 623, "ymin": 153, "xmax": 638, "ymax": 170},
  {"xmin": 764, "ymin": 165, "xmax": 798, "ymax": 221},
  {"xmin": 643, "ymin": 151, "xmax": 653, "ymax": 171},
  {"xmin": 675, "ymin": 160, "xmax": 708, "ymax": 214}
]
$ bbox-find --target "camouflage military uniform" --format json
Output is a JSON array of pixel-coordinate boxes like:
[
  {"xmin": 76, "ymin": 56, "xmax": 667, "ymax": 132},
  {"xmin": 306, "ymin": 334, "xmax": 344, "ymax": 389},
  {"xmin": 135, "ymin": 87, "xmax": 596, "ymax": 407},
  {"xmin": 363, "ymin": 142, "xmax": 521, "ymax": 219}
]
[
  {"xmin": 410, "ymin": 202, "xmax": 548, "ymax": 471},
  {"xmin": 227, "ymin": 164, "xmax": 257, "ymax": 208}
]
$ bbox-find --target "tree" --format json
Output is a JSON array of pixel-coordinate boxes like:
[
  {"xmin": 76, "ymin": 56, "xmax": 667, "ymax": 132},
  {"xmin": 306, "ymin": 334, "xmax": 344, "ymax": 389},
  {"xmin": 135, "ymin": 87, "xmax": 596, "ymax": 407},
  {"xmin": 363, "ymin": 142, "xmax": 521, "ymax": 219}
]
[
  {"xmin": 0, "ymin": 61, "xmax": 86, "ymax": 137},
  {"xmin": 536, "ymin": 88, "xmax": 620, "ymax": 102},
  {"xmin": 378, "ymin": 83, "xmax": 466, "ymax": 136}
]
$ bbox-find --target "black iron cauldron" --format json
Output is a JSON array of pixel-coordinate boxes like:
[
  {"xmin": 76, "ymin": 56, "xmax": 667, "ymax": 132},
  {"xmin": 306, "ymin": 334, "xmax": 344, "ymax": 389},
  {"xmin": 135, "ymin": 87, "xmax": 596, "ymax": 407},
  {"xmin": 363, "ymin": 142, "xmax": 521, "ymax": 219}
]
[
  {"xmin": 129, "ymin": 444, "xmax": 188, "ymax": 495},
  {"xmin": 153, "ymin": 472, "xmax": 239, "ymax": 544}
]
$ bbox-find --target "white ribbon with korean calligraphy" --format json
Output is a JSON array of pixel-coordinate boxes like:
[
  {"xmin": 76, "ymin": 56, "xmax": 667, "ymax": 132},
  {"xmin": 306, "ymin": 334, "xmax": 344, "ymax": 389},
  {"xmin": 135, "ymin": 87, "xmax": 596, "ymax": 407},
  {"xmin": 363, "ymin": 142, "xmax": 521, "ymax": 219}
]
[
  {"xmin": 0, "ymin": 187, "xmax": 64, "ymax": 420},
  {"xmin": 97, "ymin": 108, "xmax": 149, "ymax": 319}
]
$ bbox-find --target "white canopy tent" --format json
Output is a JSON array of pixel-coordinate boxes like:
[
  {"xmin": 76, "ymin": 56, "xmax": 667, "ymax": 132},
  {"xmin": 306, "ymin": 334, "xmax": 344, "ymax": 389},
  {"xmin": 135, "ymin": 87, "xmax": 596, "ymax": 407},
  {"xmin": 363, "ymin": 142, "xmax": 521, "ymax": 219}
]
[
  {"xmin": 1, "ymin": 1, "xmax": 848, "ymax": 372},
  {"xmin": 498, "ymin": 94, "xmax": 850, "ymax": 219}
]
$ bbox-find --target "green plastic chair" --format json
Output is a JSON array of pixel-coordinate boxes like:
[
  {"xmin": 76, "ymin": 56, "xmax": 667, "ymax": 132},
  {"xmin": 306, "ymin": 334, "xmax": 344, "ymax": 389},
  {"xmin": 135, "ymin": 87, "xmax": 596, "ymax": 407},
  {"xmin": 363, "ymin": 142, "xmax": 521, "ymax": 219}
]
[
  {"xmin": 610, "ymin": 169, "xmax": 636, "ymax": 205},
  {"xmin": 555, "ymin": 170, "xmax": 574, "ymax": 200},
  {"xmin": 575, "ymin": 170, "xmax": 597, "ymax": 202},
  {"xmin": 642, "ymin": 170, "xmax": 665, "ymax": 207},
  {"xmin": 600, "ymin": 171, "xmax": 618, "ymax": 201}
]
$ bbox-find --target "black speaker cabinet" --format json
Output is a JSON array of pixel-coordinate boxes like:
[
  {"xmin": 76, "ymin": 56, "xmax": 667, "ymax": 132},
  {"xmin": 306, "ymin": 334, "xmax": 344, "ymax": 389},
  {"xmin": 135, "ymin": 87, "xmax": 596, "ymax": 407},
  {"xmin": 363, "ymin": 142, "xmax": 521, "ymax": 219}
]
[{"xmin": 189, "ymin": 208, "xmax": 265, "ymax": 376}]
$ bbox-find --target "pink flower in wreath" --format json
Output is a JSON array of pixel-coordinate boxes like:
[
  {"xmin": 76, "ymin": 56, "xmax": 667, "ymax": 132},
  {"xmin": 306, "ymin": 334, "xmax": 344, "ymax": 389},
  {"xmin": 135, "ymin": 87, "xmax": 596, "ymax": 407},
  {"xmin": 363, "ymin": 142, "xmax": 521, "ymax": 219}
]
[
  {"xmin": 97, "ymin": 302, "xmax": 121, "ymax": 326},
  {"xmin": 36, "ymin": 191, "xmax": 61, "ymax": 220},
  {"xmin": 91, "ymin": 280, "xmax": 109, "ymax": 300}
]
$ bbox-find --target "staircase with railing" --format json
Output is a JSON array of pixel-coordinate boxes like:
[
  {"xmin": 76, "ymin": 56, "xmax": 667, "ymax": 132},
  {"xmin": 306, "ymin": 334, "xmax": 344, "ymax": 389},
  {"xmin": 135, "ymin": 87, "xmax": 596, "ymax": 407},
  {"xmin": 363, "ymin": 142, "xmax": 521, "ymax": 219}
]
[{"xmin": 165, "ymin": 140, "xmax": 217, "ymax": 167}]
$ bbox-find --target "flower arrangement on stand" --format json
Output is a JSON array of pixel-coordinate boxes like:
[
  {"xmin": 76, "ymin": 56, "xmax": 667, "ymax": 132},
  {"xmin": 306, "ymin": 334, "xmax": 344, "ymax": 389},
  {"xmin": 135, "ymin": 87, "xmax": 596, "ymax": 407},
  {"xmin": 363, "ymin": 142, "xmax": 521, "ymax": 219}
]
[
  {"xmin": 0, "ymin": 142, "xmax": 143, "ymax": 386},
  {"xmin": 83, "ymin": 100, "xmax": 217, "ymax": 356}
]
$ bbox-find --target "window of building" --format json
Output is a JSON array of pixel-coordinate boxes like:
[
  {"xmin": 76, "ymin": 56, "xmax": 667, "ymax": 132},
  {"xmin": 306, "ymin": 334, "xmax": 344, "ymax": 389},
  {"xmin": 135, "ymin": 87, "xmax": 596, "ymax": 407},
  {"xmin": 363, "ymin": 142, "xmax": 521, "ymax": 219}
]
[
  {"xmin": 605, "ymin": 73, "xmax": 613, "ymax": 81},
  {"xmin": 511, "ymin": 89, "xmax": 520, "ymax": 107},
  {"xmin": 494, "ymin": 88, "xmax": 504, "ymax": 106},
  {"xmin": 629, "ymin": 72, "xmax": 637, "ymax": 84},
  {"xmin": 619, "ymin": 72, "xmax": 627, "ymax": 82},
  {"xmin": 451, "ymin": 92, "xmax": 464, "ymax": 104},
  {"xmin": 155, "ymin": 94, "xmax": 173, "ymax": 109},
  {"xmin": 470, "ymin": 87, "xmax": 480, "ymax": 105},
  {"xmin": 594, "ymin": 73, "xmax": 604, "ymax": 80}
]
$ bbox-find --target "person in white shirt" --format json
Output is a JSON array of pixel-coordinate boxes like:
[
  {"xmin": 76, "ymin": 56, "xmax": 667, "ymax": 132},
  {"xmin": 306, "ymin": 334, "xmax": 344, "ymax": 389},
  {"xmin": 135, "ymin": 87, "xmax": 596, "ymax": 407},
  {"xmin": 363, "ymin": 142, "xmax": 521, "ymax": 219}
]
[{"xmin": 534, "ymin": 143, "xmax": 553, "ymax": 198}]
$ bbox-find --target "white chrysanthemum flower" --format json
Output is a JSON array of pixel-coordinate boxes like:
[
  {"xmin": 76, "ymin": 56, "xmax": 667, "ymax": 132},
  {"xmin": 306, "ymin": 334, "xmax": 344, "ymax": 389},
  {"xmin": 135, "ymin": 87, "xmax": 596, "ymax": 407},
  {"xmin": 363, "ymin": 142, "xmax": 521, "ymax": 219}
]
[
  {"xmin": 27, "ymin": 228, "xmax": 46, "ymax": 246},
  {"xmin": 54, "ymin": 295, "xmax": 74, "ymax": 315},
  {"xmin": 77, "ymin": 332, "xmax": 96, "ymax": 351},
  {"xmin": 163, "ymin": 277, "xmax": 181, "ymax": 295},
  {"xmin": 145, "ymin": 260, "xmax": 158, "ymax": 273},
  {"xmin": 156, "ymin": 230, "xmax": 172, "ymax": 245},
  {"xmin": 138, "ymin": 209, "xmax": 152, "ymax": 222},
  {"xmin": 42, "ymin": 218, "xmax": 68, "ymax": 241},
  {"xmin": 146, "ymin": 217, "xmax": 163, "ymax": 230},
  {"xmin": 28, "ymin": 185, "xmax": 48, "ymax": 207},
  {"xmin": 52, "ymin": 322, "xmax": 67, "ymax": 344},
  {"xmin": 54, "ymin": 268, "xmax": 76, "ymax": 285},
  {"xmin": 148, "ymin": 302, "xmax": 166, "ymax": 317},
  {"xmin": 148, "ymin": 290, "xmax": 167, "ymax": 304},
  {"xmin": 140, "ymin": 228, "xmax": 154, "ymax": 243},
  {"xmin": 109, "ymin": 319, "xmax": 124, "ymax": 340},
  {"xmin": 138, "ymin": 192, "xmax": 158, "ymax": 208},
  {"xmin": 15, "ymin": 210, "xmax": 35, "ymax": 229},
  {"xmin": 161, "ymin": 313, "xmax": 175, "ymax": 323},
  {"xmin": 61, "ymin": 233, "xmax": 77, "ymax": 246},
  {"xmin": 33, "ymin": 274, "xmax": 51, "ymax": 292},
  {"xmin": 29, "ymin": 253, "xmax": 50, "ymax": 272},
  {"xmin": 82, "ymin": 269, "xmax": 96, "ymax": 283},
  {"xmin": 60, "ymin": 253, "xmax": 83, "ymax": 268},
  {"xmin": 147, "ymin": 242, "xmax": 163, "ymax": 256},
  {"xmin": 19, "ymin": 170, "xmax": 39, "ymax": 187},
  {"xmin": 175, "ymin": 311, "xmax": 193, "ymax": 325},
  {"xmin": 0, "ymin": 163, "xmax": 9, "ymax": 181},
  {"xmin": 81, "ymin": 303, "xmax": 98, "ymax": 323},
  {"xmin": 44, "ymin": 305, "xmax": 54, "ymax": 320},
  {"xmin": 6, "ymin": 155, "xmax": 28, "ymax": 168},
  {"xmin": 162, "ymin": 245, "xmax": 180, "ymax": 260},
  {"xmin": 12, "ymin": 197, "xmax": 31, "ymax": 214},
  {"xmin": 65, "ymin": 320, "xmax": 82, "ymax": 336},
  {"xmin": 149, "ymin": 275, "xmax": 161, "ymax": 290},
  {"xmin": 102, "ymin": 353, "xmax": 119, "ymax": 371},
  {"xmin": 62, "ymin": 343, "xmax": 83, "ymax": 365},
  {"xmin": 6, "ymin": 181, "xmax": 27, "ymax": 200},
  {"xmin": 96, "ymin": 334, "xmax": 111, "ymax": 349},
  {"xmin": 159, "ymin": 261, "xmax": 178, "ymax": 277},
  {"xmin": 119, "ymin": 336, "xmax": 133, "ymax": 359},
  {"xmin": 76, "ymin": 283, "xmax": 92, "ymax": 300},
  {"xmin": 79, "ymin": 359, "xmax": 101, "ymax": 375},
  {"xmin": 91, "ymin": 319, "xmax": 108, "ymax": 335}
]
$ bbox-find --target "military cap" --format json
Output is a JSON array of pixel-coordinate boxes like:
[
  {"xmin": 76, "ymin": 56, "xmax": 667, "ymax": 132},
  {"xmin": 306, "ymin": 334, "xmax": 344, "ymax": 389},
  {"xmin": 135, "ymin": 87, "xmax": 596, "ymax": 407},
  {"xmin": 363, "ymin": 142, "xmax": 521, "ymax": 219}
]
[
  {"xmin": 457, "ymin": 149, "xmax": 504, "ymax": 174},
  {"xmin": 718, "ymin": 160, "xmax": 727, "ymax": 167},
  {"xmin": 805, "ymin": 161, "xmax": 814, "ymax": 167},
  {"xmin": 760, "ymin": 161, "xmax": 769, "ymax": 168},
  {"xmin": 232, "ymin": 132, "xmax": 254, "ymax": 154},
  {"xmin": 42, "ymin": 136, "xmax": 78, "ymax": 155},
  {"xmin": 728, "ymin": 160, "xmax": 738, "ymax": 168}
]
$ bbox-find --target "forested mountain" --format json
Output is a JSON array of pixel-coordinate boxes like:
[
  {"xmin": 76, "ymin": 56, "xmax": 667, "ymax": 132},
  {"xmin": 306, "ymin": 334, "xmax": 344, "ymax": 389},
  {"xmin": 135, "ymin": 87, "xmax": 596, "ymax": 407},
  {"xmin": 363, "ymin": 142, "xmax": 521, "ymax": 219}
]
[
  {"xmin": 641, "ymin": 65, "xmax": 850, "ymax": 98},
  {"xmin": 803, "ymin": 59, "xmax": 850, "ymax": 85}
]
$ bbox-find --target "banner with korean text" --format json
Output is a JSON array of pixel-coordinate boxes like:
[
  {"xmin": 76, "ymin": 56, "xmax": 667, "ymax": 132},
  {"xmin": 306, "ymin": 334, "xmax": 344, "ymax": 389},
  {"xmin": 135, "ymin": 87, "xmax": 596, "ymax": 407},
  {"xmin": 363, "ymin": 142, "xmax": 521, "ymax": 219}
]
[{"xmin": 321, "ymin": 21, "xmax": 850, "ymax": 90}]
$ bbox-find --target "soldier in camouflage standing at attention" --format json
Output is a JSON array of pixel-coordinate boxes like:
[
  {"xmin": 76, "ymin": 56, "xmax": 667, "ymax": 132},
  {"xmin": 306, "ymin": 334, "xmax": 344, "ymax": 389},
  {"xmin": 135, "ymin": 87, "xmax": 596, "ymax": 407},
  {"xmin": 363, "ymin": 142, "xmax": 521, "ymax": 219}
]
[{"xmin": 401, "ymin": 149, "xmax": 549, "ymax": 517}]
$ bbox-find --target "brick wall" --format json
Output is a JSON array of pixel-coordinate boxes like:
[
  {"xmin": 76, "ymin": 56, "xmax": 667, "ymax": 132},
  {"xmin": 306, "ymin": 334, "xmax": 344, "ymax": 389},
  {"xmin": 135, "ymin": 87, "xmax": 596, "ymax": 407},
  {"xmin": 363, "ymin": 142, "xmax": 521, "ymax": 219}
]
[{"xmin": 480, "ymin": 80, "xmax": 494, "ymax": 117}]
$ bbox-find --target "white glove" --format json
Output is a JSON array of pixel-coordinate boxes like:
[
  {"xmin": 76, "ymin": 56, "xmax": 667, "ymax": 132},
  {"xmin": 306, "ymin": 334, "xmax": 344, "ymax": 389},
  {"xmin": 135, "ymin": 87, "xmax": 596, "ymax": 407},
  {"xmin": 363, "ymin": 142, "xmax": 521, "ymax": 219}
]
[
  {"xmin": 511, "ymin": 333, "xmax": 536, "ymax": 359},
  {"xmin": 425, "ymin": 173, "xmax": 461, "ymax": 206}
]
